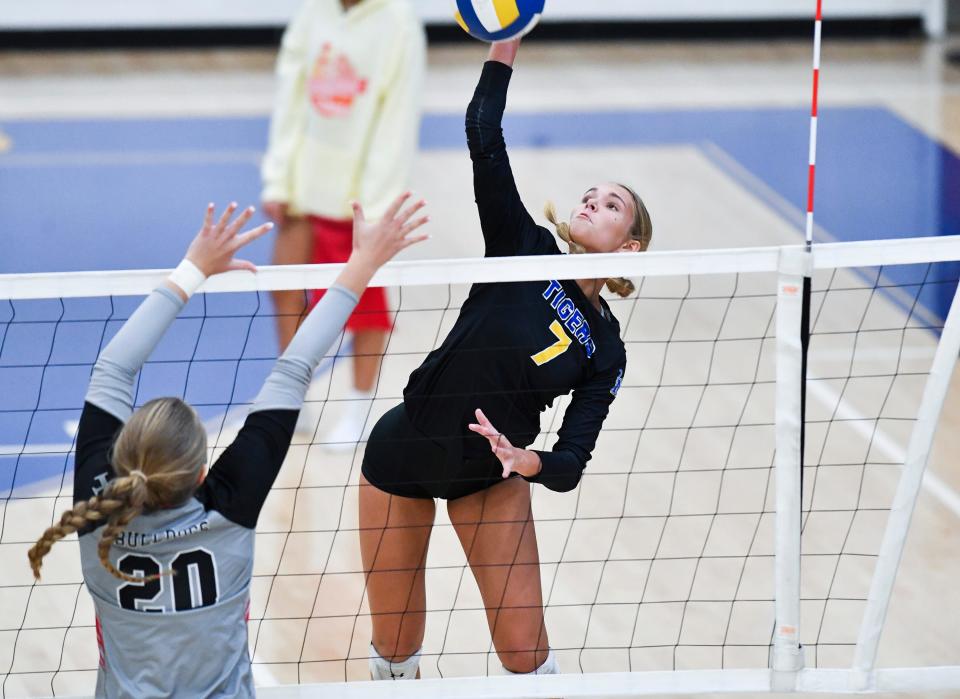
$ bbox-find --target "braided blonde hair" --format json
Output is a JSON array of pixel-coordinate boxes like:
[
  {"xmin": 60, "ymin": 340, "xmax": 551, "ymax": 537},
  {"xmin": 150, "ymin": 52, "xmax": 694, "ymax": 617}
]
[
  {"xmin": 545, "ymin": 183, "xmax": 653, "ymax": 298},
  {"xmin": 28, "ymin": 397, "xmax": 207, "ymax": 582}
]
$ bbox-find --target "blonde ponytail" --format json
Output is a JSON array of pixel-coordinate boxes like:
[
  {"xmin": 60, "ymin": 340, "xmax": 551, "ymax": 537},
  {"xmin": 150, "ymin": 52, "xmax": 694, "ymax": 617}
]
[{"xmin": 28, "ymin": 397, "xmax": 207, "ymax": 582}]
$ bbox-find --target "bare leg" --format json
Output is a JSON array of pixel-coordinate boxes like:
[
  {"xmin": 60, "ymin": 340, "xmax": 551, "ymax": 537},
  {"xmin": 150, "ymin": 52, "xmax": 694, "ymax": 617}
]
[
  {"xmin": 352, "ymin": 329, "xmax": 387, "ymax": 393},
  {"xmin": 447, "ymin": 477, "xmax": 549, "ymax": 673},
  {"xmin": 359, "ymin": 474, "xmax": 435, "ymax": 664},
  {"xmin": 270, "ymin": 216, "xmax": 313, "ymax": 353}
]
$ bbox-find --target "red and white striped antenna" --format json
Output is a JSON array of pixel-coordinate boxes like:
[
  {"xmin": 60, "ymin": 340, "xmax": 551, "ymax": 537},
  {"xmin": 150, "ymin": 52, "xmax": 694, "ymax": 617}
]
[{"xmin": 805, "ymin": 0, "xmax": 824, "ymax": 249}]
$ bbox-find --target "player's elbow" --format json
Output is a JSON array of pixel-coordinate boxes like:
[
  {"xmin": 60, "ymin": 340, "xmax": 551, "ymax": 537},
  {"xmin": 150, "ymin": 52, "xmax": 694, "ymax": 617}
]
[
  {"xmin": 465, "ymin": 103, "xmax": 504, "ymax": 158},
  {"xmin": 91, "ymin": 355, "xmax": 135, "ymax": 384},
  {"xmin": 541, "ymin": 455, "xmax": 587, "ymax": 493},
  {"xmin": 548, "ymin": 474, "xmax": 582, "ymax": 493}
]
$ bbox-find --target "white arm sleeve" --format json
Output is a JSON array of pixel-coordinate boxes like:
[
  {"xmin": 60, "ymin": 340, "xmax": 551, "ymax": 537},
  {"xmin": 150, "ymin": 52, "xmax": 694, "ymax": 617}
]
[
  {"xmin": 85, "ymin": 286, "xmax": 186, "ymax": 422},
  {"xmin": 252, "ymin": 284, "xmax": 360, "ymax": 412}
]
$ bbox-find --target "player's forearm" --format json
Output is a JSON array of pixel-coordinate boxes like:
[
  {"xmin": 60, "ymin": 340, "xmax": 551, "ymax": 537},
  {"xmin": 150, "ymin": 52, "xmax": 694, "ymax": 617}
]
[
  {"xmin": 86, "ymin": 285, "xmax": 187, "ymax": 422},
  {"xmin": 467, "ymin": 60, "xmax": 538, "ymax": 251},
  {"xmin": 466, "ymin": 61, "xmax": 511, "ymax": 162},
  {"xmin": 334, "ymin": 254, "xmax": 380, "ymax": 299}
]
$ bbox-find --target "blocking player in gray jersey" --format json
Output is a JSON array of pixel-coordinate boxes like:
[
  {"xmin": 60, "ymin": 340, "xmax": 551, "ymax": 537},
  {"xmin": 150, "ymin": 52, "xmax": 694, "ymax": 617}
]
[{"xmin": 27, "ymin": 194, "xmax": 428, "ymax": 699}]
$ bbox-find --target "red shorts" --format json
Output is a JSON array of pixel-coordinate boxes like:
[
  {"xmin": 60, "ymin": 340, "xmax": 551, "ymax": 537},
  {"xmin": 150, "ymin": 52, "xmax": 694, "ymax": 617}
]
[{"xmin": 307, "ymin": 215, "xmax": 392, "ymax": 332}]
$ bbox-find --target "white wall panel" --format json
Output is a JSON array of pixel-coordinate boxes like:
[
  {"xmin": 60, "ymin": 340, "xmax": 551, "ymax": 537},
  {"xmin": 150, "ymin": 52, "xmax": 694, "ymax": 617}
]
[{"xmin": 0, "ymin": 0, "xmax": 945, "ymax": 36}]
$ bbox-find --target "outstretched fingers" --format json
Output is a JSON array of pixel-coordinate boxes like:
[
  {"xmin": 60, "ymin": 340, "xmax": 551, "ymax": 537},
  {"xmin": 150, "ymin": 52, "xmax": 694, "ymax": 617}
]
[
  {"xmin": 214, "ymin": 202, "xmax": 239, "ymax": 236},
  {"xmin": 475, "ymin": 408, "xmax": 496, "ymax": 432},
  {"xmin": 400, "ymin": 213, "xmax": 430, "ymax": 236},
  {"xmin": 223, "ymin": 205, "xmax": 256, "ymax": 239},
  {"xmin": 201, "ymin": 203, "xmax": 216, "ymax": 235},
  {"xmin": 351, "ymin": 200, "xmax": 366, "ymax": 225},
  {"xmin": 227, "ymin": 259, "xmax": 258, "ymax": 273},
  {"xmin": 188, "ymin": 201, "xmax": 275, "ymax": 278},
  {"xmin": 396, "ymin": 198, "xmax": 426, "ymax": 225},
  {"xmin": 383, "ymin": 191, "xmax": 412, "ymax": 222},
  {"xmin": 232, "ymin": 221, "xmax": 274, "ymax": 251},
  {"xmin": 399, "ymin": 232, "xmax": 430, "ymax": 253},
  {"xmin": 471, "ymin": 409, "xmax": 516, "ymax": 477},
  {"xmin": 469, "ymin": 409, "xmax": 506, "ymax": 446}
]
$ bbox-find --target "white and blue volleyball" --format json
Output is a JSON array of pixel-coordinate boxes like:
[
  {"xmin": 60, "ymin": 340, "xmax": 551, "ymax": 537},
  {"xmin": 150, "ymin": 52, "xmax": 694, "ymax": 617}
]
[{"xmin": 452, "ymin": 0, "xmax": 546, "ymax": 43}]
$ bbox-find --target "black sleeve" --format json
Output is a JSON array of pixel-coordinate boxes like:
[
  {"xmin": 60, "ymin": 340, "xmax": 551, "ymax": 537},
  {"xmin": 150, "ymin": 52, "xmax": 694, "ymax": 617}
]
[
  {"xmin": 74, "ymin": 402, "xmax": 122, "ymax": 504},
  {"xmin": 196, "ymin": 409, "xmax": 298, "ymax": 529},
  {"xmin": 528, "ymin": 361, "xmax": 625, "ymax": 493},
  {"xmin": 467, "ymin": 60, "xmax": 558, "ymax": 258}
]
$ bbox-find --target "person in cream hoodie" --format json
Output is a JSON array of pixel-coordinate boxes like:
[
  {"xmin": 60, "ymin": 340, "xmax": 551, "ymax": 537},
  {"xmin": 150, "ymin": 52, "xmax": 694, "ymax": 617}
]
[{"xmin": 262, "ymin": 0, "xmax": 426, "ymax": 446}]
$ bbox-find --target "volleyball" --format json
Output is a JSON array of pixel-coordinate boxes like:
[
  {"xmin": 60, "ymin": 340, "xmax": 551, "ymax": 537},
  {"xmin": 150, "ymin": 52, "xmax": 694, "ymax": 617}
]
[{"xmin": 452, "ymin": 0, "xmax": 546, "ymax": 43}]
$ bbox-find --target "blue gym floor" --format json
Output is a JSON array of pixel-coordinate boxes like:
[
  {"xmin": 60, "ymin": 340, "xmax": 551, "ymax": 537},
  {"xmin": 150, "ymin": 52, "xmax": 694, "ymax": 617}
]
[{"xmin": 1, "ymin": 106, "xmax": 959, "ymax": 494}]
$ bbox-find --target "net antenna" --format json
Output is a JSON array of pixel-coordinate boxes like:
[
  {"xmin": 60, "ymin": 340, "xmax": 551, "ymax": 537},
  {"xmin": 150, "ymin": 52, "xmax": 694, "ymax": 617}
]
[{"xmin": 771, "ymin": 0, "xmax": 824, "ymax": 688}]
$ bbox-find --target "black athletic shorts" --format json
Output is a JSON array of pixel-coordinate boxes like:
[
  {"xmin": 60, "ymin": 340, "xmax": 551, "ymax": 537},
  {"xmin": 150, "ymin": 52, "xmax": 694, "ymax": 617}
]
[{"xmin": 361, "ymin": 403, "xmax": 508, "ymax": 500}]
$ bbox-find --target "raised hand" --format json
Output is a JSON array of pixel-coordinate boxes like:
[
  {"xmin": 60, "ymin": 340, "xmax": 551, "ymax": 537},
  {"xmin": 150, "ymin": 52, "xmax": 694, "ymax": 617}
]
[
  {"xmin": 468, "ymin": 408, "xmax": 542, "ymax": 479},
  {"xmin": 350, "ymin": 192, "xmax": 429, "ymax": 271},
  {"xmin": 185, "ymin": 203, "xmax": 274, "ymax": 277},
  {"xmin": 333, "ymin": 192, "xmax": 430, "ymax": 298}
]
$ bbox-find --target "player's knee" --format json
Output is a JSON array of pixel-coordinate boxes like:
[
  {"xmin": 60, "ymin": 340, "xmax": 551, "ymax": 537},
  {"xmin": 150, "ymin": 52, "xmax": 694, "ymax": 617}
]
[
  {"xmin": 369, "ymin": 643, "xmax": 421, "ymax": 680},
  {"xmin": 370, "ymin": 629, "xmax": 422, "ymax": 666},
  {"xmin": 496, "ymin": 629, "xmax": 554, "ymax": 674},
  {"xmin": 501, "ymin": 648, "xmax": 558, "ymax": 675}
]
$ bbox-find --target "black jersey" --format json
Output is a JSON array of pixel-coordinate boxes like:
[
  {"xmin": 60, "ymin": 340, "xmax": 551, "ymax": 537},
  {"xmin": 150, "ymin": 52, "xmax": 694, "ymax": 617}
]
[
  {"xmin": 75, "ymin": 403, "xmax": 296, "ymax": 529},
  {"xmin": 403, "ymin": 61, "xmax": 626, "ymax": 493}
]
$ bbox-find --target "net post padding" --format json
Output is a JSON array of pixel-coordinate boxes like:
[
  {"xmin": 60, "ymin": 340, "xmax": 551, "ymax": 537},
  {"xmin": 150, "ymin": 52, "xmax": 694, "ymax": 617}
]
[
  {"xmin": 771, "ymin": 248, "xmax": 812, "ymax": 689},
  {"xmin": 851, "ymin": 270, "xmax": 960, "ymax": 684}
]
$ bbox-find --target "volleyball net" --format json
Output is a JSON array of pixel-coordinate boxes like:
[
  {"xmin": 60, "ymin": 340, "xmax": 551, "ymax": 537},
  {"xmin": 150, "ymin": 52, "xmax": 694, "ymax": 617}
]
[{"xmin": 1, "ymin": 237, "xmax": 959, "ymax": 698}]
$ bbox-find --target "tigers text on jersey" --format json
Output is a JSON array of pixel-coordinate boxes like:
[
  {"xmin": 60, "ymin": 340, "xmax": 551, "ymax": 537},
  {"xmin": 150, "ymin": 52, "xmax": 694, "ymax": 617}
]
[
  {"xmin": 75, "ymin": 404, "xmax": 296, "ymax": 698},
  {"xmin": 402, "ymin": 60, "xmax": 627, "ymax": 493}
]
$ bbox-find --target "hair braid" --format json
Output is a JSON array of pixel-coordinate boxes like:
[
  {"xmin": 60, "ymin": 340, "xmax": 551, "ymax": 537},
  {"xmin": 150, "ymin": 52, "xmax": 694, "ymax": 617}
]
[
  {"xmin": 28, "ymin": 493, "xmax": 124, "ymax": 580},
  {"xmin": 95, "ymin": 475, "xmax": 160, "ymax": 584}
]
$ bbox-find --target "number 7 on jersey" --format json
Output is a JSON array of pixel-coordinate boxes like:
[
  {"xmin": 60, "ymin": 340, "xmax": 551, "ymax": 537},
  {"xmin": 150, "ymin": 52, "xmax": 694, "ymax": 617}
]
[{"xmin": 531, "ymin": 320, "xmax": 572, "ymax": 366}]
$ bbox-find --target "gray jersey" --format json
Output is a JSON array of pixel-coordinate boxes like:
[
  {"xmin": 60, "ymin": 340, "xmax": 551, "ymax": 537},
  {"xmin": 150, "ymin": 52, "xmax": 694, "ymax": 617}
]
[
  {"xmin": 76, "ymin": 405, "xmax": 296, "ymax": 699},
  {"xmin": 73, "ymin": 282, "xmax": 359, "ymax": 698},
  {"xmin": 79, "ymin": 502, "xmax": 255, "ymax": 698}
]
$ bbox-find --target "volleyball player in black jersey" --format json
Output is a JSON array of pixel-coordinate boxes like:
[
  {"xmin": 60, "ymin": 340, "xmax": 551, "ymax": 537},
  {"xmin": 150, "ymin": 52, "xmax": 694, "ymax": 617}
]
[{"xmin": 359, "ymin": 38, "xmax": 653, "ymax": 679}]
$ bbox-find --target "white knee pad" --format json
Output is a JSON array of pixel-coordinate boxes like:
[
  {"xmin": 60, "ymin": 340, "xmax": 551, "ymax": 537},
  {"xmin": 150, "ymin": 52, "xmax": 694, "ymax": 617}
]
[
  {"xmin": 369, "ymin": 643, "xmax": 421, "ymax": 680},
  {"xmin": 504, "ymin": 649, "xmax": 559, "ymax": 675}
]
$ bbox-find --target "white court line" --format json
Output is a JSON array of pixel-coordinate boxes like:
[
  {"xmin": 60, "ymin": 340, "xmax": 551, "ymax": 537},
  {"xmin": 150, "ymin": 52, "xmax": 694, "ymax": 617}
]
[
  {"xmin": 807, "ymin": 377, "xmax": 960, "ymax": 518},
  {"xmin": 702, "ymin": 139, "xmax": 960, "ymax": 517},
  {"xmin": 0, "ymin": 441, "xmax": 73, "ymax": 456}
]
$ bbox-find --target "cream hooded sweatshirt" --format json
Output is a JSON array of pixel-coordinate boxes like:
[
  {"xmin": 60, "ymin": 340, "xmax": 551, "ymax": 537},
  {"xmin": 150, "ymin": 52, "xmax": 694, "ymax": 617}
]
[{"xmin": 262, "ymin": 0, "xmax": 426, "ymax": 219}]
